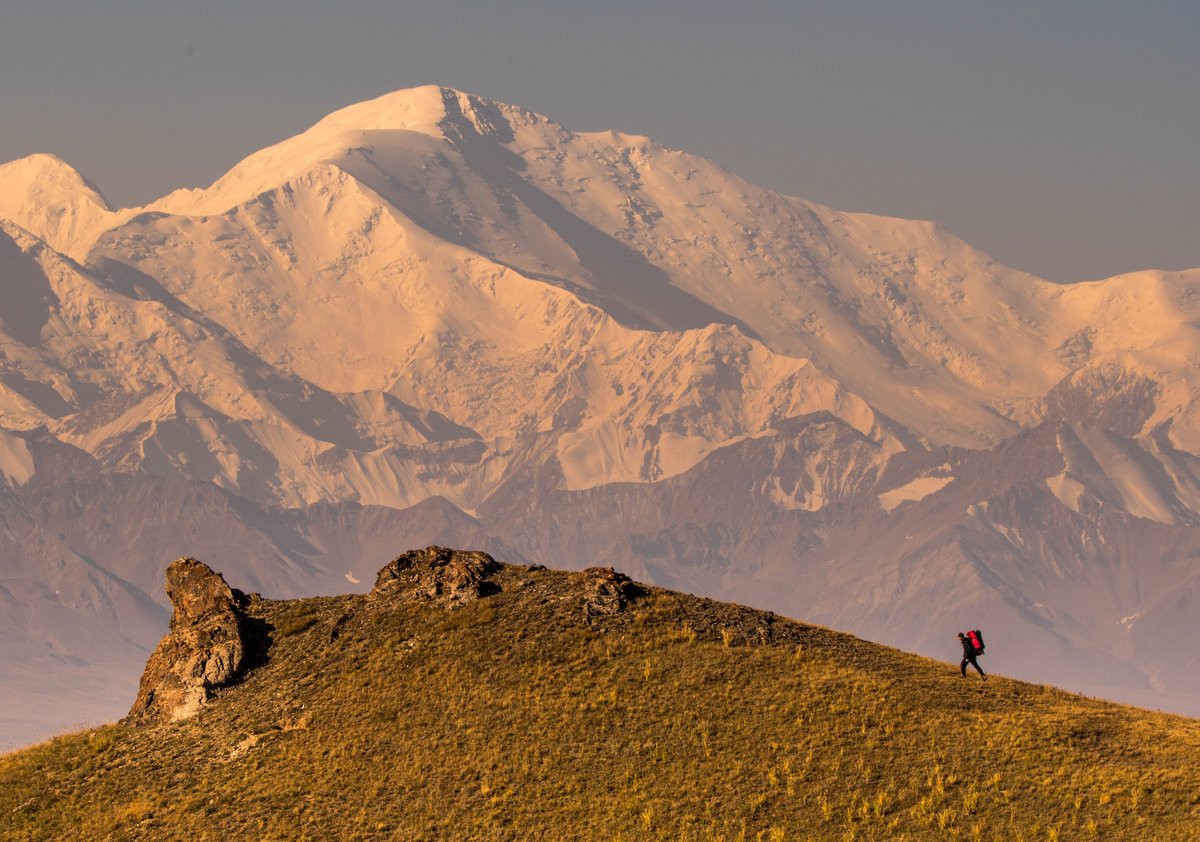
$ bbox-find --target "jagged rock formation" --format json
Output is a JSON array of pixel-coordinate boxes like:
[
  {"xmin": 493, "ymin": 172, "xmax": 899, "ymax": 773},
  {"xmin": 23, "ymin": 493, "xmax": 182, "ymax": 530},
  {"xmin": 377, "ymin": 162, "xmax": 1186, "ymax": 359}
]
[
  {"xmin": 121, "ymin": 548, "xmax": 652, "ymax": 730},
  {"xmin": 582, "ymin": 567, "xmax": 638, "ymax": 619},
  {"xmin": 371, "ymin": 546, "xmax": 501, "ymax": 607},
  {"xmin": 126, "ymin": 558, "xmax": 249, "ymax": 724}
]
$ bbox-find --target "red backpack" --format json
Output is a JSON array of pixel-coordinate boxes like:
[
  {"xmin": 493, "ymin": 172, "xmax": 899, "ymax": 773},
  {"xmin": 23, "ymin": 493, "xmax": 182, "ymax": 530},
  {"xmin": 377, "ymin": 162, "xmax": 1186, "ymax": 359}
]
[{"xmin": 966, "ymin": 629, "xmax": 985, "ymax": 655}]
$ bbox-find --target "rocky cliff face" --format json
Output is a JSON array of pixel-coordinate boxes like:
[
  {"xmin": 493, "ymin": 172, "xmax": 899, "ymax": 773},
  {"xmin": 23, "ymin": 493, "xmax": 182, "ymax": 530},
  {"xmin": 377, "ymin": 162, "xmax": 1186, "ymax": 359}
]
[{"xmin": 127, "ymin": 558, "xmax": 251, "ymax": 724}]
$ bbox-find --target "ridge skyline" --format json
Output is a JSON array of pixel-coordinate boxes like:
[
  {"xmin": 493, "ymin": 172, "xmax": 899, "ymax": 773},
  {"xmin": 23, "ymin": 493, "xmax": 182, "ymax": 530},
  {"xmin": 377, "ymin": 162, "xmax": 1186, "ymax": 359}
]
[{"xmin": 4, "ymin": 84, "xmax": 1196, "ymax": 283}]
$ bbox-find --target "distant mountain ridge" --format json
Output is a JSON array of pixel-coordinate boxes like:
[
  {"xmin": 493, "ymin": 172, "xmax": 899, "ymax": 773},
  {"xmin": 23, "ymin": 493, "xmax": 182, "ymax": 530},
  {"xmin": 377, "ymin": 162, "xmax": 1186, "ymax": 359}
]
[{"xmin": 2, "ymin": 85, "xmax": 1199, "ymax": 748}]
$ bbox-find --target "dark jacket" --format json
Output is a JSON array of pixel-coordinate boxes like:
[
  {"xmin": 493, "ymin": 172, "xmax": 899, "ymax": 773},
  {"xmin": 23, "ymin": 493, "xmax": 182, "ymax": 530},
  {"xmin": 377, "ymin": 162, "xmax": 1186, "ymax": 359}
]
[{"xmin": 960, "ymin": 636, "xmax": 979, "ymax": 659}]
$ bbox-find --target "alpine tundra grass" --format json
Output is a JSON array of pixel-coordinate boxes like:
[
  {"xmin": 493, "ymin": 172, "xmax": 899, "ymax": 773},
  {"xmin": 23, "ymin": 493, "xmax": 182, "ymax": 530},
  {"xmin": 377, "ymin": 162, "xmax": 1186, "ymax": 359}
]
[{"xmin": 2, "ymin": 557, "xmax": 1198, "ymax": 840}]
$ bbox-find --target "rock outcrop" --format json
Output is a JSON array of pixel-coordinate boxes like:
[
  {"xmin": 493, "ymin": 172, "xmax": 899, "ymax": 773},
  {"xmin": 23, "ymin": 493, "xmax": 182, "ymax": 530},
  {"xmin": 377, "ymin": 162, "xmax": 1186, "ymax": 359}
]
[
  {"xmin": 582, "ymin": 567, "xmax": 638, "ymax": 619},
  {"xmin": 371, "ymin": 546, "xmax": 500, "ymax": 607},
  {"xmin": 127, "ymin": 558, "xmax": 248, "ymax": 724}
]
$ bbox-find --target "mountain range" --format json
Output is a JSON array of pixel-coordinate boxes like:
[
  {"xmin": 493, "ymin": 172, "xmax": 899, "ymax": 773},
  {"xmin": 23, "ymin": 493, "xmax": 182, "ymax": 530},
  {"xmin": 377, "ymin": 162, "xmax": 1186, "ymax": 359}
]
[{"xmin": 1, "ymin": 85, "xmax": 1198, "ymax": 749}]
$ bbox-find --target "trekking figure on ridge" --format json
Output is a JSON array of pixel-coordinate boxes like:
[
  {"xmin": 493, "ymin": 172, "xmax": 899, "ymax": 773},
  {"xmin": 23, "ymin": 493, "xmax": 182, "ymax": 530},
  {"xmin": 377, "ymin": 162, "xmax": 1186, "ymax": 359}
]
[{"xmin": 959, "ymin": 630, "xmax": 986, "ymax": 680}]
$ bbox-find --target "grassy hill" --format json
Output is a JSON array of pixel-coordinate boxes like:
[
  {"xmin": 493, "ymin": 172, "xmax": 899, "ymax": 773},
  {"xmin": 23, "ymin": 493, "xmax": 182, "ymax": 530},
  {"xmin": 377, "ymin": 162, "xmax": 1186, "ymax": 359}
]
[{"xmin": 2, "ymin": 549, "xmax": 1199, "ymax": 840}]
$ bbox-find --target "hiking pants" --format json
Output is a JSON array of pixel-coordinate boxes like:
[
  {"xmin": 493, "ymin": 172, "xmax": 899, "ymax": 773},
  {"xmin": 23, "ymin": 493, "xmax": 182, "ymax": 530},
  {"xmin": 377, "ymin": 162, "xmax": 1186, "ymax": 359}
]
[{"xmin": 961, "ymin": 654, "xmax": 985, "ymax": 677}]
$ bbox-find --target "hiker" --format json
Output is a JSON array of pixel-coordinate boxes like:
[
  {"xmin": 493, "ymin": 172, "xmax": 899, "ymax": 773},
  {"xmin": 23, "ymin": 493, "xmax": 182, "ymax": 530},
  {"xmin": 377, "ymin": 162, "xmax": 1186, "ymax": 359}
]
[{"xmin": 959, "ymin": 631, "xmax": 986, "ymax": 680}]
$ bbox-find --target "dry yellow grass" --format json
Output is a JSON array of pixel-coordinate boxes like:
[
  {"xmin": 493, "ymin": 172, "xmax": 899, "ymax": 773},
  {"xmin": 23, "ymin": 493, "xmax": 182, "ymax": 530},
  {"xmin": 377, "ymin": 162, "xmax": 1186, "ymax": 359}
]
[{"xmin": 2, "ymin": 562, "xmax": 1199, "ymax": 840}]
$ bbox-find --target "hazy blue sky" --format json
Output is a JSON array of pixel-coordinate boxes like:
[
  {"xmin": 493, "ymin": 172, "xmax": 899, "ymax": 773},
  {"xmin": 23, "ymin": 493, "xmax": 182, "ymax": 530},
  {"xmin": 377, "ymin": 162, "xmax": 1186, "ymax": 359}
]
[{"xmin": 1, "ymin": 0, "xmax": 1197, "ymax": 282}]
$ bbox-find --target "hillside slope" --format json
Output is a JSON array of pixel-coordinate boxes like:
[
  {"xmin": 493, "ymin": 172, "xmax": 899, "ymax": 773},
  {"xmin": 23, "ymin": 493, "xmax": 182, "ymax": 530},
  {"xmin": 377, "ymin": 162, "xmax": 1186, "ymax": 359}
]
[{"xmin": 2, "ymin": 548, "xmax": 1198, "ymax": 841}]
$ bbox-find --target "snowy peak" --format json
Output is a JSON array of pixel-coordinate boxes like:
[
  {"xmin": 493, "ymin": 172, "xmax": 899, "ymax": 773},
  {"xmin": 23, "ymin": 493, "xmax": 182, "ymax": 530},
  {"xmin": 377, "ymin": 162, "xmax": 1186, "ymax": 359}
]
[
  {"xmin": 72, "ymin": 85, "xmax": 1200, "ymax": 452},
  {"xmin": 0, "ymin": 153, "xmax": 112, "ymax": 211},
  {"xmin": 316, "ymin": 84, "xmax": 461, "ymax": 133},
  {"xmin": 326, "ymin": 85, "xmax": 546, "ymax": 138},
  {"xmin": 151, "ymin": 85, "xmax": 548, "ymax": 218},
  {"xmin": 11, "ymin": 86, "xmax": 1200, "ymax": 453},
  {"xmin": 0, "ymin": 154, "xmax": 118, "ymax": 259}
]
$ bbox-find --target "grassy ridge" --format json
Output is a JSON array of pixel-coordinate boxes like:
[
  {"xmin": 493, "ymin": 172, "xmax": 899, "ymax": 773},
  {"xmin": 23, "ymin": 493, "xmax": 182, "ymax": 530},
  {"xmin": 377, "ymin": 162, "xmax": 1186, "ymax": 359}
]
[{"xmin": 2, "ymin": 563, "xmax": 1199, "ymax": 840}]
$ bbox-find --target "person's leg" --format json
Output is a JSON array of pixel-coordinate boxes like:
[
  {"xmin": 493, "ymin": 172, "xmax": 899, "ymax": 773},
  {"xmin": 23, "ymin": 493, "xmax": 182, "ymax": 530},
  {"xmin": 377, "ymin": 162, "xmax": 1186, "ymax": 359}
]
[
  {"xmin": 960, "ymin": 658, "xmax": 968, "ymax": 677},
  {"xmin": 969, "ymin": 656, "xmax": 985, "ymax": 677}
]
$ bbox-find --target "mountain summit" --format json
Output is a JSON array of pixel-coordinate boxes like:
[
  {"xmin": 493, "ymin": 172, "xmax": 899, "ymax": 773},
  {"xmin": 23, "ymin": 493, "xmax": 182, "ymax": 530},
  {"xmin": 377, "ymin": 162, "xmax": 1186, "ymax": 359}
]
[
  {"xmin": 0, "ymin": 153, "xmax": 116, "ymax": 257},
  {"xmin": 151, "ymin": 86, "xmax": 489, "ymax": 217},
  {"xmin": 1, "ymin": 86, "xmax": 1199, "ymax": 747}
]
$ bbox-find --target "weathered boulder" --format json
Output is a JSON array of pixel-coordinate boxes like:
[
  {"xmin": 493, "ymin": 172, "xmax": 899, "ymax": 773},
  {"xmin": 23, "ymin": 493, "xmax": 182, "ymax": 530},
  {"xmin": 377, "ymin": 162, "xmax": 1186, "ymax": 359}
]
[
  {"xmin": 582, "ymin": 567, "xmax": 637, "ymax": 619},
  {"xmin": 372, "ymin": 546, "xmax": 499, "ymax": 607},
  {"xmin": 127, "ymin": 558, "xmax": 248, "ymax": 724}
]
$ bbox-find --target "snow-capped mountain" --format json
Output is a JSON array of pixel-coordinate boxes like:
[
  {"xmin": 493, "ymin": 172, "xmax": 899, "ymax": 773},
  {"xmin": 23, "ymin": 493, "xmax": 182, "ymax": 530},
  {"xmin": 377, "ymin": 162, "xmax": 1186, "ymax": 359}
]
[{"xmin": 2, "ymin": 85, "xmax": 1199, "ymax": 747}]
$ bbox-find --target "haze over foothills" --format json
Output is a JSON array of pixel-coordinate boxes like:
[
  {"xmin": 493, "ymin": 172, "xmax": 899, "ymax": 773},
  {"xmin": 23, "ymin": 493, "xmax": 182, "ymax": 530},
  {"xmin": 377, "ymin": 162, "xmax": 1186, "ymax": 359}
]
[
  {"xmin": 2, "ymin": 1, "xmax": 1198, "ymax": 283},
  {"xmin": 2, "ymin": 2, "xmax": 1200, "ymax": 753}
]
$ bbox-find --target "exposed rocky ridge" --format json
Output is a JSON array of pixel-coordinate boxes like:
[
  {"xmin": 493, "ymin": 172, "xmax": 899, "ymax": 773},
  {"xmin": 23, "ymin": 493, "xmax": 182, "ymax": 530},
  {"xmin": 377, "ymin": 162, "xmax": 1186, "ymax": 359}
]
[
  {"xmin": 1042, "ymin": 364, "xmax": 1160, "ymax": 436},
  {"xmin": 371, "ymin": 546, "xmax": 501, "ymax": 607},
  {"xmin": 581, "ymin": 566, "xmax": 639, "ymax": 620},
  {"xmin": 127, "ymin": 547, "xmax": 653, "ymax": 731},
  {"xmin": 126, "ymin": 558, "xmax": 254, "ymax": 724}
]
